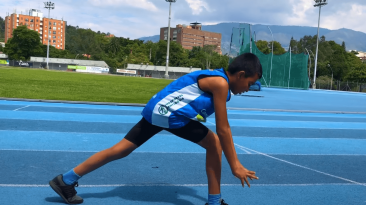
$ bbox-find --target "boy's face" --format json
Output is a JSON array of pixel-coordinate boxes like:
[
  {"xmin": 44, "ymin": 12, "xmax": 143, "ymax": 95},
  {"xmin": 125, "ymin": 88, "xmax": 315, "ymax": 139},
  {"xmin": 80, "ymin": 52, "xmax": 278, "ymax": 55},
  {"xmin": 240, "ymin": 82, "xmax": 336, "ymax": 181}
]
[{"xmin": 231, "ymin": 72, "xmax": 259, "ymax": 95}]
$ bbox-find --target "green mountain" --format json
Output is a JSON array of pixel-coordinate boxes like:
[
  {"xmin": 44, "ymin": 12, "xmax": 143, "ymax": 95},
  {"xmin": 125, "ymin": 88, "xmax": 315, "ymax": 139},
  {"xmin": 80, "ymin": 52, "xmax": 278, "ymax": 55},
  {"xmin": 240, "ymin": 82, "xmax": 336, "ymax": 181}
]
[{"xmin": 139, "ymin": 23, "xmax": 366, "ymax": 54}]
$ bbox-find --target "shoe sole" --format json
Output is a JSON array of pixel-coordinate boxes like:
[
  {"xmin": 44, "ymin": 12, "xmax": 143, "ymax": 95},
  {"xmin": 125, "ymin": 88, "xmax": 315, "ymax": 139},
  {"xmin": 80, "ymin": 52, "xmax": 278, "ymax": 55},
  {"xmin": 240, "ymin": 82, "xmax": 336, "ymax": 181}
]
[{"xmin": 49, "ymin": 180, "xmax": 71, "ymax": 204}]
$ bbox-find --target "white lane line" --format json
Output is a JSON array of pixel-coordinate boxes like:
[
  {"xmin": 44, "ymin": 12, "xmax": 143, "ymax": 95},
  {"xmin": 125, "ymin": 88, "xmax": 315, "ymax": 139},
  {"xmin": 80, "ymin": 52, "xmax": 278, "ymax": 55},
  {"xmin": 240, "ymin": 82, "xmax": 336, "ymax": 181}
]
[
  {"xmin": 234, "ymin": 143, "xmax": 366, "ymax": 187},
  {"xmin": 206, "ymin": 120, "xmax": 251, "ymax": 154},
  {"xmin": 0, "ymin": 149, "xmax": 205, "ymax": 154},
  {"xmin": 206, "ymin": 121, "xmax": 216, "ymax": 126},
  {"xmin": 240, "ymin": 148, "xmax": 252, "ymax": 154},
  {"xmin": 0, "ymin": 183, "xmax": 360, "ymax": 188},
  {"xmin": 1, "ymin": 130, "xmax": 365, "ymax": 141},
  {"xmin": 13, "ymin": 105, "xmax": 30, "ymax": 111},
  {"xmin": 226, "ymin": 107, "xmax": 366, "ymax": 115},
  {"xmin": 1, "ymin": 149, "xmax": 366, "ymax": 156}
]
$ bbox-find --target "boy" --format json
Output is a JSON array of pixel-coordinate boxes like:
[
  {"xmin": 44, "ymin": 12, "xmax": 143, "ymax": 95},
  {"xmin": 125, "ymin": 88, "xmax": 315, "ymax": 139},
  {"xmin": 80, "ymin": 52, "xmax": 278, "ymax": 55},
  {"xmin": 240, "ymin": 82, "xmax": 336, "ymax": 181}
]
[{"xmin": 49, "ymin": 53, "xmax": 262, "ymax": 205}]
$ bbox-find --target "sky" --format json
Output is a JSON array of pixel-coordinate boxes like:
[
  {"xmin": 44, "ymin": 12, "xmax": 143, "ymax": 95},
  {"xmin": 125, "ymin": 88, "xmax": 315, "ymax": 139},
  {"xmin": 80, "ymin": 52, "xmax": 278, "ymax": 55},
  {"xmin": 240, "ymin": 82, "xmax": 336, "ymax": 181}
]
[{"xmin": 2, "ymin": 0, "xmax": 366, "ymax": 39}]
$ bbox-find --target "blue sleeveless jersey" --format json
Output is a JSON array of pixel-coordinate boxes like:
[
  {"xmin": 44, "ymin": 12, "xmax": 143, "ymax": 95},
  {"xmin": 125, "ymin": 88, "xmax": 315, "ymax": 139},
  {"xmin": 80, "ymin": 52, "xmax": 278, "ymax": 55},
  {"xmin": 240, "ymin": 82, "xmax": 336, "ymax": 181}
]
[{"xmin": 141, "ymin": 68, "xmax": 231, "ymax": 129}]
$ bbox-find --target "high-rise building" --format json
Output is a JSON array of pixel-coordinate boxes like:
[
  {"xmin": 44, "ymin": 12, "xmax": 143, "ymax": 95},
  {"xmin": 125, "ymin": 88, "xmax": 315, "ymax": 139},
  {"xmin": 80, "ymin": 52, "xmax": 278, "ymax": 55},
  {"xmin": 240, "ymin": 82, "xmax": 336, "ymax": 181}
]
[
  {"xmin": 5, "ymin": 9, "xmax": 66, "ymax": 50},
  {"xmin": 160, "ymin": 22, "xmax": 222, "ymax": 54}
]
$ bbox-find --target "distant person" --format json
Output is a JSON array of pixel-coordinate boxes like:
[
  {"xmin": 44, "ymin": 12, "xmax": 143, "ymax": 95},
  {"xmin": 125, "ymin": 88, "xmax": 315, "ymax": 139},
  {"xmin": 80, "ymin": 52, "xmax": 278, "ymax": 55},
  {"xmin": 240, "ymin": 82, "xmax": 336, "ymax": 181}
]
[{"xmin": 49, "ymin": 53, "xmax": 262, "ymax": 205}]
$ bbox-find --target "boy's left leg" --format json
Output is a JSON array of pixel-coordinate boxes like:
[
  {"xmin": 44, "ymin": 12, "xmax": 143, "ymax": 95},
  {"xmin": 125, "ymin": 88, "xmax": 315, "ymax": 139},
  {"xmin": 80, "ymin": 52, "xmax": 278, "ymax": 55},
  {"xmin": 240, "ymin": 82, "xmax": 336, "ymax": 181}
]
[
  {"xmin": 197, "ymin": 130, "xmax": 222, "ymax": 195},
  {"xmin": 166, "ymin": 122, "xmax": 224, "ymax": 205}
]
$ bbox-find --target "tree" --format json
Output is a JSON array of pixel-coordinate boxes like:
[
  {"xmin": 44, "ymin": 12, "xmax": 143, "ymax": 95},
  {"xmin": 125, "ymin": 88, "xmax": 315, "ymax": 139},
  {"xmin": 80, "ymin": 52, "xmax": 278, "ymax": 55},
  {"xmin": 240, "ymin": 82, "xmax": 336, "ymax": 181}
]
[
  {"xmin": 255, "ymin": 40, "xmax": 286, "ymax": 55},
  {"xmin": 0, "ymin": 17, "xmax": 5, "ymax": 41},
  {"xmin": 289, "ymin": 37, "xmax": 298, "ymax": 53},
  {"xmin": 106, "ymin": 37, "xmax": 121, "ymax": 56},
  {"xmin": 272, "ymin": 41, "xmax": 286, "ymax": 55},
  {"xmin": 3, "ymin": 25, "xmax": 43, "ymax": 60},
  {"xmin": 345, "ymin": 64, "xmax": 366, "ymax": 82},
  {"xmin": 342, "ymin": 41, "xmax": 346, "ymax": 51},
  {"xmin": 256, "ymin": 40, "xmax": 271, "ymax": 54}
]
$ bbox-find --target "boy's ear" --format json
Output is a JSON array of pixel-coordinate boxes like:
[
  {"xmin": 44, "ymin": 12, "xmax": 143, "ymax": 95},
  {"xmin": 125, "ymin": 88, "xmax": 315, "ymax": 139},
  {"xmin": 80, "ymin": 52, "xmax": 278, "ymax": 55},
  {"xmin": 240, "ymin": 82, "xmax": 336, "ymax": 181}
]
[{"xmin": 238, "ymin": 71, "xmax": 246, "ymax": 79}]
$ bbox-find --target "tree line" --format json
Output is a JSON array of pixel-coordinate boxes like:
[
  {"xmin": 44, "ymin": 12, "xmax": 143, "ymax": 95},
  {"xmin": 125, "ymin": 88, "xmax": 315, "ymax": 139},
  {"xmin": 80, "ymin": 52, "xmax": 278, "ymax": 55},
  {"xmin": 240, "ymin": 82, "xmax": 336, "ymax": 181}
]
[
  {"xmin": 2, "ymin": 25, "xmax": 229, "ymax": 73},
  {"xmin": 2, "ymin": 23, "xmax": 365, "ymax": 82}
]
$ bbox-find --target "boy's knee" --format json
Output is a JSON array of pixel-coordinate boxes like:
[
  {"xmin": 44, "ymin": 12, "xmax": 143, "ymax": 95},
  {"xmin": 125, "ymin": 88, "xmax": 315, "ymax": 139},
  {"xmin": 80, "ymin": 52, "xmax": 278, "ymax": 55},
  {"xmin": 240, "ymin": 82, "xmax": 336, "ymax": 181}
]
[{"xmin": 201, "ymin": 131, "xmax": 222, "ymax": 153}]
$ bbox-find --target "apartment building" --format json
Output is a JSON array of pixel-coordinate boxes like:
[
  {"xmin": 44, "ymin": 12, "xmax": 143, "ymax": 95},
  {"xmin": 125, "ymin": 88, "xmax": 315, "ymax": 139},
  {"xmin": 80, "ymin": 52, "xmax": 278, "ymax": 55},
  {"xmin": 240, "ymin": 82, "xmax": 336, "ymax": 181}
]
[
  {"xmin": 160, "ymin": 22, "xmax": 222, "ymax": 54},
  {"xmin": 5, "ymin": 9, "xmax": 66, "ymax": 50}
]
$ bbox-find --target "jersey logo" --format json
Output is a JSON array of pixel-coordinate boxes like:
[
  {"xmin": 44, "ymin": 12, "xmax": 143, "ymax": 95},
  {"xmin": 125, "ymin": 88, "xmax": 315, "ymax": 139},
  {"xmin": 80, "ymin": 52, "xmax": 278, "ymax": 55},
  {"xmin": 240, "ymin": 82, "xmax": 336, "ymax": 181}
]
[
  {"xmin": 158, "ymin": 94, "xmax": 185, "ymax": 116},
  {"xmin": 158, "ymin": 105, "xmax": 169, "ymax": 115}
]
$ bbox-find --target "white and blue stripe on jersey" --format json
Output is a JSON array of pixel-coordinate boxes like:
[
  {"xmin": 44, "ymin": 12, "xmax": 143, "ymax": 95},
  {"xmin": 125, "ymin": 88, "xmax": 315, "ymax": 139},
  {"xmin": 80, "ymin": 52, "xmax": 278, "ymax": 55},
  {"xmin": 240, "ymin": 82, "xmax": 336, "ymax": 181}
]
[{"xmin": 141, "ymin": 68, "xmax": 231, "ymax": 129}]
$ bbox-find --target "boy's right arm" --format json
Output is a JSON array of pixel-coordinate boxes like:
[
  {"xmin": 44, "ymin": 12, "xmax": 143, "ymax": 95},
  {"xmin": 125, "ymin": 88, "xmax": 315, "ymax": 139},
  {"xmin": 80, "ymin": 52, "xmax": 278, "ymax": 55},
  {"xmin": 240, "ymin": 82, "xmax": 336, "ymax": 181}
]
[{"xmin": 200, "ymin": 77, "xmax": 259, "ymax": 187}]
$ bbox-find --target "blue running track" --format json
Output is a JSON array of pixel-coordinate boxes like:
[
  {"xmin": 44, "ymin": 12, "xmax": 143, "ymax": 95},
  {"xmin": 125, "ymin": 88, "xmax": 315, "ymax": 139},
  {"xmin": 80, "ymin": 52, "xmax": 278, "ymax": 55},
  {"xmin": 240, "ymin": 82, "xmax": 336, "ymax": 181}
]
[{"xmin": 0, "ymin": 88, "xmax": 365, "ymax": 205}]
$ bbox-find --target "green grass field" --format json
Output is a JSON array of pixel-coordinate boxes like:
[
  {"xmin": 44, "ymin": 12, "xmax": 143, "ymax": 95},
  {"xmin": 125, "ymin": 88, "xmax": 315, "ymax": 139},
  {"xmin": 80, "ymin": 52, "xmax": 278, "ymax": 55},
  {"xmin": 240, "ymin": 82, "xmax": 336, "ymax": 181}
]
[{"xmin": 0, "ymin": 67, "xmax": 172, "ymax": 104}]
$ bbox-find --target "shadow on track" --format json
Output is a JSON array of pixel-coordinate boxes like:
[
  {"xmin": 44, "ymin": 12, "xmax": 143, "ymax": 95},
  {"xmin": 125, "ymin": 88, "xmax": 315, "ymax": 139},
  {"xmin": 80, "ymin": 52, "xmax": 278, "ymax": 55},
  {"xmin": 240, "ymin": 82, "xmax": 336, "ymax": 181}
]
[{"xmin": 45, "ymin": 185, "xmax": 207, "ymax": 205}]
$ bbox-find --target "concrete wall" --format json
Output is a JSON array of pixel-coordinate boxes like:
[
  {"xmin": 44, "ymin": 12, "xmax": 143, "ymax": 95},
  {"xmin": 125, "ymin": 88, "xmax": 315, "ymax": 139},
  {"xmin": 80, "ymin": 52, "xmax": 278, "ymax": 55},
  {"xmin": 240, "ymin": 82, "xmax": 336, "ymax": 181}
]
[
  {"xmin": 30, "ymin": 57, "xmax": 109, "ymax": 67},
  {"xmin": 126, "ymin": 64, "xmax": 200, "ymax": 73}
]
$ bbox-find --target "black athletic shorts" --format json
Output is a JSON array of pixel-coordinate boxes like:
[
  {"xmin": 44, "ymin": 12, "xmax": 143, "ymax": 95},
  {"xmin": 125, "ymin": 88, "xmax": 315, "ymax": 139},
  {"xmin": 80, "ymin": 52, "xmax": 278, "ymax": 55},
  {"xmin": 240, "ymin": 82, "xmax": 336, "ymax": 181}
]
[{"xmin": 124, "ymin": 117, "xmax": 209, "ymax": 147}]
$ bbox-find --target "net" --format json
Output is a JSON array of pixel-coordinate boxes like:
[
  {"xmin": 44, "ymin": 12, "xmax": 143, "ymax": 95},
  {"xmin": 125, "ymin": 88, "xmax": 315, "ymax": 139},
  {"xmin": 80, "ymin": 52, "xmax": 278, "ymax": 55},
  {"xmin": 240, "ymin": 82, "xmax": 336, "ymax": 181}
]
[{"xmin": 229, "ymin": 24, "xmax": 310, "ymax": 90}]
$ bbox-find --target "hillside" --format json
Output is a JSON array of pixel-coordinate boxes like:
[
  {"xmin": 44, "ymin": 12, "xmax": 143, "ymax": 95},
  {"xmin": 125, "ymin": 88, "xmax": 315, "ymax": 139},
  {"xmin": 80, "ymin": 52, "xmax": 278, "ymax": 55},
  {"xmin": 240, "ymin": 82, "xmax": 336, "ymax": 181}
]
[{"xmin": 139, "ymin": 23, "xmax": 366, "ymax": 54}]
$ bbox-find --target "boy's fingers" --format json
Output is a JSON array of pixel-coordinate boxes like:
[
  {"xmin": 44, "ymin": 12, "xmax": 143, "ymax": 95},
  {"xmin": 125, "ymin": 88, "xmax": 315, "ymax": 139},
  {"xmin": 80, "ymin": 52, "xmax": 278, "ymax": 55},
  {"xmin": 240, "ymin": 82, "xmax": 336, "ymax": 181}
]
[
  {"xmin": 240, "ymin": 178, "xmax": 245, "ymax": 187},
  {"xmin": 244, "ymin": 177, "xmax": 251, "ymax": 188}
]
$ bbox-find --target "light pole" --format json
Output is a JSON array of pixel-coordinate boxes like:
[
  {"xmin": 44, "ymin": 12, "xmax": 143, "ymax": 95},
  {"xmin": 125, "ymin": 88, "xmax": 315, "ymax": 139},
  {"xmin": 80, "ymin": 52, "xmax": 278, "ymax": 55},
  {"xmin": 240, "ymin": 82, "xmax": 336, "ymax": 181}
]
[
  {"xmin": 267, "ymin": 26, "xmax": 274, "ymax": 87},
  {"xmin": 305, "ymin": 48, "xmax": 312, "ymax": 81},
  {"xmin": 164, "ymin": 0, "xmax": 177, "ymax": 79},
  {"xmin": 327, "ymin": 63, "xmax": 333, "ymax": 90},
  {"xmin": 312, "ymin": 0, "xmax": 328, "ymax": 89},
  {"xmin": 44, "ymin": 1, "xmax": 55, "ymax": 70}
]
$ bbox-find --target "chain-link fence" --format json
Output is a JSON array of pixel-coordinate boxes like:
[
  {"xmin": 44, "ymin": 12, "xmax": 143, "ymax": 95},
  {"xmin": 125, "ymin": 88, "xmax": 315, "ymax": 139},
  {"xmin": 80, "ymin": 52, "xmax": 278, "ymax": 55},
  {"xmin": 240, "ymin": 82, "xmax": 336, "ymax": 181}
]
[
  {"xmin": 229, "ymin": 24, "xmax": 310, "ymax": 90},
  {"xmin": 312, "ymin": 79, "xmax": 366, "ymax": 93}
]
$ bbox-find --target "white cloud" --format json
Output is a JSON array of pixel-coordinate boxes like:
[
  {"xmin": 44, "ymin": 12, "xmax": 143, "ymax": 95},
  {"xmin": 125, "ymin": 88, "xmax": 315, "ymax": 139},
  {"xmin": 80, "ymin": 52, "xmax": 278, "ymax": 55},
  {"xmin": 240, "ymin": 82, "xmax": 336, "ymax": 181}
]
[
  {"xmin": 321, "ymin": 4, "xmax": 366, "ymax": 33},
  {"xmin": 88, "ymin": 0, "xmax": 158, "ymax": 11},
  {"xmin": 1, "ymin": 0, "xmax": 366, "ymax": 39},
  {"xmin": 185, "ymin": 0, "xmax": 211, "ymax": 15},
  {"xmin": 286, "ymin": 0, "xmax": 313, "ymax": 25}
]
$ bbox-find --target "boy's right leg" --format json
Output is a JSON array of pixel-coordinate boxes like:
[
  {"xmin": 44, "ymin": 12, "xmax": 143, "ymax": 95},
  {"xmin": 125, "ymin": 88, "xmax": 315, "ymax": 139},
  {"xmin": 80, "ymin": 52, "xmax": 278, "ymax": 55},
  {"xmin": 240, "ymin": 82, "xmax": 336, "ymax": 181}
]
[
  {"xmin": 50, "ymin": 117, "xmax": 162, "ymax": 204},
  {"xmin": 49, "ymin": 139, "xmax": 138, "ymax": 204},
  {"xmin": 73, "ymin": 138, "xmax": 137, "ymax": 176}
]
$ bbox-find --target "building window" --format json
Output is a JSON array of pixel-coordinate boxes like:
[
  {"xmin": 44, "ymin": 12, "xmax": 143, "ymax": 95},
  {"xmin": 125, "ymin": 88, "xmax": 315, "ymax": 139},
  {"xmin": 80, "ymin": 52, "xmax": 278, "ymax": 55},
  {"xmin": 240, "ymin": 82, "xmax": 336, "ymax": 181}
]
[
  {"xmin": 30, "ymin": 19, "xmax": 34, "ymax": 22},
  {"xmin": 53, "ymin": 36, "xmax": 56, "ymax": 38},
  {"xmin": 53, "ymin": 31, "xmax": 56, "ymax": 34},
  {"xmin": 36, "ymin": 19, "xmax": 38, "ymax": 22},
  {"xmin": 53, "ymin": 22, "xmax": 57, "ymax": 26},
  {"xmin": 53, "ymin": 27, "xmax": 56, "ymax": 30},
  {"xmin": 25, "ymin": 18, "xmax": 29, "ymax": 22},
  {"xmin": 21, "ymin": 17, "xmax": 23, "ymax": 20},
  {"xmin": 53, "ymin": 40, "xmax": 56, "ymax": 43}
]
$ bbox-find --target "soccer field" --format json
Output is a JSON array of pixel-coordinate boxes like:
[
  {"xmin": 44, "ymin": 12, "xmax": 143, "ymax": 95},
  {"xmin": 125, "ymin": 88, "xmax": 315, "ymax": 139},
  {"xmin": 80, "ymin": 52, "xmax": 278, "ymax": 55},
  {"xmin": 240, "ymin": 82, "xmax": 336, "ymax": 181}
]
[{"xmin": 0, "ymin": 67, "xmax": 171, "ymax": 104}]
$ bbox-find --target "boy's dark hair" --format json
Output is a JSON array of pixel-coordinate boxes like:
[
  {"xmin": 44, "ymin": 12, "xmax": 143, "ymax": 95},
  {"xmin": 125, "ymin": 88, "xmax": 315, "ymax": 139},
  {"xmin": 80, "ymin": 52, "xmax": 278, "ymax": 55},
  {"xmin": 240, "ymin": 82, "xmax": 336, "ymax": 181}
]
[{"xmin": 228, "ymin": 53, "xmax": 262, "ymax": 79}]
